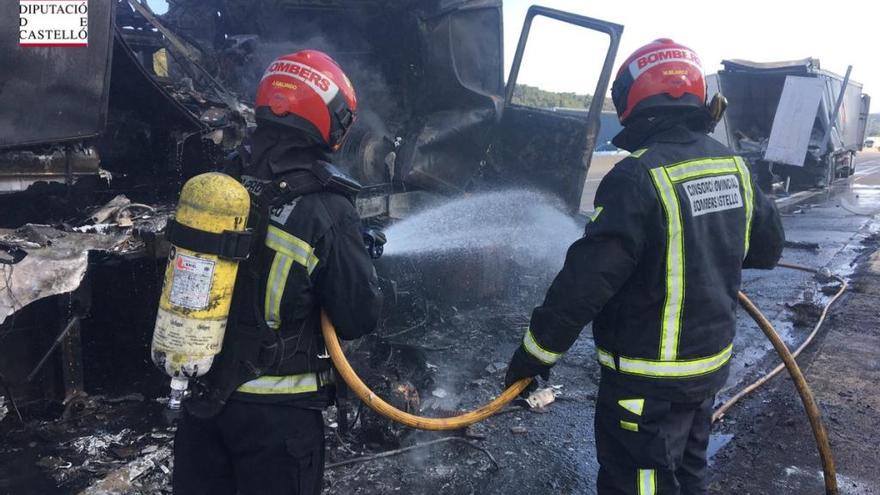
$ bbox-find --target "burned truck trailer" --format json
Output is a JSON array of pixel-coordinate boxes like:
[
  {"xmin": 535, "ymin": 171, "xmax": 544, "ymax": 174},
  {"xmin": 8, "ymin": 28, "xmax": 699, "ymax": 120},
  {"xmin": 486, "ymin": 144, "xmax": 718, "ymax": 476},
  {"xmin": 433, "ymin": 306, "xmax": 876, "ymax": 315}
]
[
  {"xmin": 0, "ymin": 1, "xmax": 621, "ymax": 411},
  {"xmin": 709, "ymin": 58, "xmax": 871, "ymax": 191}
]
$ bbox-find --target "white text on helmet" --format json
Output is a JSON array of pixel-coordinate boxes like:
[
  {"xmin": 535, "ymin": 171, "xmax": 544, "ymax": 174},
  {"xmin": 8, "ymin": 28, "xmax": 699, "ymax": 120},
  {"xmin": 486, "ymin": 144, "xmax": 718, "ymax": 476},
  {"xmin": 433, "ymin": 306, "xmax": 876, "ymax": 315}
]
[
  {"xmin": 629, "ymin": 48, "xmax": 702, "ymax": 80},
  {"xmin": 262, "ymin": 60, "xmax": 340, "ymax": 104}
]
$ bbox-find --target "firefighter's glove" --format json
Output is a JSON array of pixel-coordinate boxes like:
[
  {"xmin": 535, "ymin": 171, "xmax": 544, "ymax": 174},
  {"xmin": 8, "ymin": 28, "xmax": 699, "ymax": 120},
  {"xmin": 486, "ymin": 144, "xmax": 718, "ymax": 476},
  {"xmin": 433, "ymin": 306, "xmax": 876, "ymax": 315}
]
[{"xmin": 504, "ymin": 347, "xmax": 551, "ymax": 397}]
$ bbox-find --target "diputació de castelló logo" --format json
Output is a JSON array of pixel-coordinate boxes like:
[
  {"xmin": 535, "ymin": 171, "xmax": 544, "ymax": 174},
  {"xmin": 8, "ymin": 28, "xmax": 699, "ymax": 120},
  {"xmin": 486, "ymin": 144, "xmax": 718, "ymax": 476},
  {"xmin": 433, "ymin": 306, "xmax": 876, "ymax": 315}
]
[{"xmin": 19, "ymin": 0, "xmax": 89, "ymax": 48}]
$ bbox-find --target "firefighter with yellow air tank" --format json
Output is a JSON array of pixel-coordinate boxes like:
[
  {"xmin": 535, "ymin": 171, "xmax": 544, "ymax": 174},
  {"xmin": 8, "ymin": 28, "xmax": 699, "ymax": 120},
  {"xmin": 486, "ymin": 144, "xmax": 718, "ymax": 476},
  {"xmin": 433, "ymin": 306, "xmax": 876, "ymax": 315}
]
[
  {"xmin": 504, "ymin": 39, "xmax": 785, "ymax": 494},
  {"xmin": 156, "ymin": 50, "xmax": 382, "ymax": 495}
]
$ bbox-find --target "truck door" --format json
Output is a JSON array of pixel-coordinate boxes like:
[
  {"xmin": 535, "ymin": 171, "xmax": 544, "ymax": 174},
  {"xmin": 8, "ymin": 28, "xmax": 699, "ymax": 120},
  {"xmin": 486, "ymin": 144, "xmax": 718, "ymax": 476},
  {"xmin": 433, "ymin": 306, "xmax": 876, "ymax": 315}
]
[{"xmin": 491, "ymin": 6, "xmax": 622, "ymax": 214}]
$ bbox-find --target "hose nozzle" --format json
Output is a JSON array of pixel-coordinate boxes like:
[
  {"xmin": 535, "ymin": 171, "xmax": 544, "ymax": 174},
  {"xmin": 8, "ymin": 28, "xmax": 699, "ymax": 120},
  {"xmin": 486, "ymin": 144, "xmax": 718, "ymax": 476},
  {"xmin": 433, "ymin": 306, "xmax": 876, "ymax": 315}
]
[{"xmin": 362, "ymin": 228, "xmax": 386, "ymax": 259}]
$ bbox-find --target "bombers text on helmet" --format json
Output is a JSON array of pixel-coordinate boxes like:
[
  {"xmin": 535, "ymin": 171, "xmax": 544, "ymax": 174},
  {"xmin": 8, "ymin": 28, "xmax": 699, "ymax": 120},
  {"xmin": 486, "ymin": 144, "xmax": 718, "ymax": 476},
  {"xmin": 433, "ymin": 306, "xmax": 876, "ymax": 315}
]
[
  {"xmin": 255, "ymin": 50, "xmax": 357, "ymax": 149},
  {"xmin": 611, "ymin": 38, "xmax": 706, "ymax": 124}
]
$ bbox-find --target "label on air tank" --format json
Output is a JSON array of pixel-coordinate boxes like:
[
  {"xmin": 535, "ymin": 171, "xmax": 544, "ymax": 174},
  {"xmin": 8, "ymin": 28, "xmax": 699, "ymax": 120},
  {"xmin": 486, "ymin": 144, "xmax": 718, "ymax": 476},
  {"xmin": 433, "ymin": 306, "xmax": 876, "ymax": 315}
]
[
  {"xmin": 153, "ymin": 308, "xmax": 226, "ymax": 355},
  {"xmin": 169, "ymin": 253, "xmax": 215, "ymax": 310}
]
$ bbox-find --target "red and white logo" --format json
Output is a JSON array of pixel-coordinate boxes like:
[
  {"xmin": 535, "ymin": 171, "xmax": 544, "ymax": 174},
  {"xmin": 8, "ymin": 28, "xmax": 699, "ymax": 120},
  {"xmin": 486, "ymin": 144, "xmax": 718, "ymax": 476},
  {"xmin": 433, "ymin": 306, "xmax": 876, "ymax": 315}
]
[
  {"xmin": 629, "ymin": 48, "xmax": 701, "ymax": 79},
  {"xmin": 19, "ymin": 0, "xmax": 89, "ymax": 48},
  {"xmin": 261, "ymin": 60, "xmax": 340, "ymax": 104}
]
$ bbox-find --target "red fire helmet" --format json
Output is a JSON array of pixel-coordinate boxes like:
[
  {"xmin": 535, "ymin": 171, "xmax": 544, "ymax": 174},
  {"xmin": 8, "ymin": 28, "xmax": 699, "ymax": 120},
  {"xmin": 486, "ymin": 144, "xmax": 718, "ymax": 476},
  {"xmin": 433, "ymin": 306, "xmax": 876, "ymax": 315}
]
[
  {"xmin": 255, "ymin": 50, "xmax": 357, "ymax": 149},
  {"xmin": 611, "ymin": 39, "xmax": 706, "ymax": 124}
]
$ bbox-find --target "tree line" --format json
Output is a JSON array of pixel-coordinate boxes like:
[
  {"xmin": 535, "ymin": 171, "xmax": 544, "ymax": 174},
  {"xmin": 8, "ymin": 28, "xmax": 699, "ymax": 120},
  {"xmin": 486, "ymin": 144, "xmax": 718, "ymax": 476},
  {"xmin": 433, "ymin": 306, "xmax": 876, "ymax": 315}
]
[
  {"xmin": 513, "ymin": 84, "xmax": 879, "ymax": 142},
  {"xmin": 512, "ymin": 84, "xmax": 615, "ymax": 111}
]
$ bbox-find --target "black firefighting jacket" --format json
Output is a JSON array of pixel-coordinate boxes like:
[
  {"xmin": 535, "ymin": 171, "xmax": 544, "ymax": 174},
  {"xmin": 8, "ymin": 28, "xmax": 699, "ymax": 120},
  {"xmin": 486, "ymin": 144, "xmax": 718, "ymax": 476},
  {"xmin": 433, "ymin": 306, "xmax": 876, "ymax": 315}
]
[
  {"xmin": 195, "ymin": 128, "xmax": 382, "ymax": 411},
  {"xmin": 518, "ymin": 122, "xmax": 784, "ymax": 402}
]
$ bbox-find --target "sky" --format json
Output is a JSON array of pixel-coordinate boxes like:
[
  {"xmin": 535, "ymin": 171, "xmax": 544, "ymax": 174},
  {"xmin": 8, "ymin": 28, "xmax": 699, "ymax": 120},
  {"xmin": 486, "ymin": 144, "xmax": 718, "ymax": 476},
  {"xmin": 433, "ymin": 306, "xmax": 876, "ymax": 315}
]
[
  {"xmin": 147, "ymin": 0, "xmax": 878, "ymax": 99},
  {"xmin": 503, "ymin": 0, "xmax": 879, "ymax": 98}
]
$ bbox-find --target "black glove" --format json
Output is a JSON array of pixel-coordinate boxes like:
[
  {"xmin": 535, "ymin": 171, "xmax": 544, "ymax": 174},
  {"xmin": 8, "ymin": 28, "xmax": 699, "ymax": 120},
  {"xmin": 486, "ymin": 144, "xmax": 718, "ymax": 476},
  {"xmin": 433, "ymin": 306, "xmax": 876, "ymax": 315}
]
[{"xmin": 504, "ymin": 347, "xmax": 551, "ymax": 396}]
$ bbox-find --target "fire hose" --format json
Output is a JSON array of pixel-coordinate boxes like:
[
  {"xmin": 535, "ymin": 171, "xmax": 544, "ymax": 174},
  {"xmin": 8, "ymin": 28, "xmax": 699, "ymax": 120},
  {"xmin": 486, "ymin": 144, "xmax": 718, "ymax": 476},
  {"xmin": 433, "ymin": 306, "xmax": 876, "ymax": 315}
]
[{"xmin": 321, "ymin": 262, "xmax": 844, "ymax": 493}]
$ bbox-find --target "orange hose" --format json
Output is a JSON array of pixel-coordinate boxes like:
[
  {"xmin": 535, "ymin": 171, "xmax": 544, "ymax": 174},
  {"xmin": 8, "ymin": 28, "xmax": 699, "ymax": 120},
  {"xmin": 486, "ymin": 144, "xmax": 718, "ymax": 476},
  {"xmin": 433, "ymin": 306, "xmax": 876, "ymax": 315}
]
[
  {"xmin": 734, "ymin": 292, "xmax": 838, "ymax": 495},
  {"xmin": 713, "ymin": 262, "xmax": 847, "ymax": 422},
  {"xmin": 321, "ymin": 311, "xmax": 532, "ymax": 431}
]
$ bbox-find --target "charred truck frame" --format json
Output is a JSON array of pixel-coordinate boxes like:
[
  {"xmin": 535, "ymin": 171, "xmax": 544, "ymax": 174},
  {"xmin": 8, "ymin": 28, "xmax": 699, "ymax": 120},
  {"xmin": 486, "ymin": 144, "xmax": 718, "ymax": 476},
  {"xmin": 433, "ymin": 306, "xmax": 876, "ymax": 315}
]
[
  {"xmin": 0, "ymin": 1, "xmax": 621, "ymax": 411},
  {"xmin": 709, "ymin": 59, "xmax": 871, "ymax": 192}
]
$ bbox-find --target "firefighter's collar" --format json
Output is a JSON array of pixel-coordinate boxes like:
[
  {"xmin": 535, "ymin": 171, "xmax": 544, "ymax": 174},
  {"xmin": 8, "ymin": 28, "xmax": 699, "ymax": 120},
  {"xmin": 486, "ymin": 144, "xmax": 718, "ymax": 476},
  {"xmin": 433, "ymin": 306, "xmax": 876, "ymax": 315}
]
[{"xmin": 612, "ymin": 119, "xmax": 700, "ymax": 152}]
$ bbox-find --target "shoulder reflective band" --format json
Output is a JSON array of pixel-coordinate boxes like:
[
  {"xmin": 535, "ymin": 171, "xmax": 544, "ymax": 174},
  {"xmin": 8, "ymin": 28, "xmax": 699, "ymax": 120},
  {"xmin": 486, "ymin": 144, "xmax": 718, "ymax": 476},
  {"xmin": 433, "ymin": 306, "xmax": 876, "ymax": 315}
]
[
  {"xmin": 664, "ymin": 157, "xmax": 739, "ymax": 182},
  {"xmin": 733, "ymin": 157, "xmax": 755, "ymax": 257},
  {"xmin": 264, "ymin": 225, "xmax": 319, "ymax": 329},
  {"xmin": 639, "ymin": 469, "xmax": 656, "ymax": 495},
  {"xmin": 649, "ymin": 167, "xmax": 685, "ymax": 361},
  {"xmin": 630, "ymin": 148, "xmax": 648, "ymax": 158},
  {"xmin": 597, "ymin": 344, "xmax": 732, "ymax": 378},
  {"xmin": 590, "ymin": 206, "xmax": 604, "ymax": 222},
  {"xmin": 265, "ymin": 225, "xmax": 319, "ymax": 274},
  {"xmin": 522, "ymin": 327, "xmax": 562, "ymax": 365},
  {"xmin": 237, "ymin": 373, "xmax": 319, "ymax": 395}
]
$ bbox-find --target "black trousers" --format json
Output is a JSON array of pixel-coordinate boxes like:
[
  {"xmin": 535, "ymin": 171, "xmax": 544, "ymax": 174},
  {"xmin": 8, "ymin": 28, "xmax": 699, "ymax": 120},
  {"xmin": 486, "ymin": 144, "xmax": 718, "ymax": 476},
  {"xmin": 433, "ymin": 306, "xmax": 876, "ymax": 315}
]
[
  {"xmin": 173, "ymin": 400, "xmax": 325, "ymax": 495},
  {"xmin": 594, "ymin": 380, "xmax": 713, "ymax": 495}
]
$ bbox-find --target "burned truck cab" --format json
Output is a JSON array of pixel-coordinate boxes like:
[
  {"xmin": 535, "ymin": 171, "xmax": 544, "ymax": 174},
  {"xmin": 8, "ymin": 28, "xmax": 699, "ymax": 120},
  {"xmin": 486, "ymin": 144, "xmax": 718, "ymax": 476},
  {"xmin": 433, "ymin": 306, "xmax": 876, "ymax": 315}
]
[{"xmin": 163, "ymin": 0, "xmax": 624, "ymax": 219}]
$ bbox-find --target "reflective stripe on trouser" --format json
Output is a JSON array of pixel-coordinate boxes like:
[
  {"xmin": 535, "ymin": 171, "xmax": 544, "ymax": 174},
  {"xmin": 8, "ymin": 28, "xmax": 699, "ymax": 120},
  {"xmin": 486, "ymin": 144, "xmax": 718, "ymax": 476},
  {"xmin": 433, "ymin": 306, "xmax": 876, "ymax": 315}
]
[
  {"xmin": 595, "ymin": 344, "xmax": 732, "ymax": 378},
  {"xmin": 237, "ymin": 372, "xmax": 319, "ymax": 395},
  {"xmin": 596, "ymin": 383, "xmax": 713, "ymax": 495},
  {"xmin": 522, "ymin": 327, "xmax": 562, "ymax": 365},
  {"xmin": 638, "ymin": 469, "xmax": 656, "ymax": 495},
  {"xmin": 263, "ymin": 225, "xmax": 319, "ymax": 329}
]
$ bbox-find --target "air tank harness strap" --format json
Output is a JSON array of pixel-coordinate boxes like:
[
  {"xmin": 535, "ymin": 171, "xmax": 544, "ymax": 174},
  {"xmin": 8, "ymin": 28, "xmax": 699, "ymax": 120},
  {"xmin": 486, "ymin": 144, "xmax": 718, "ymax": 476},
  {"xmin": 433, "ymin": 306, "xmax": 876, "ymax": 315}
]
[
  {"xmin": 243, "ymin": 170, "xmax": 333, "ymax": 372},
  {"xmin": 165, "ymin": 218, "xmax": 254, "ymax": 261}
]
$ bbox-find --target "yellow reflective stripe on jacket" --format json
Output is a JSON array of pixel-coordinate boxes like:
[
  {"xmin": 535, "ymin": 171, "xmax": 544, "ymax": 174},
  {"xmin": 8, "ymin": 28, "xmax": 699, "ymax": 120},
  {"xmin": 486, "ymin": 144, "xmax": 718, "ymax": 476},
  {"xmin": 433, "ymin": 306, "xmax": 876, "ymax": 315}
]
[
  {"xmin": 639, "ymin": 469, "xmax": 656, "ymax": 495},
  {"xmin": 596, "ymin": 347, "xmax": 616, "ymax": 370},
  {"xmin": 664, "ymin": 157, "xmax": 739, "ymax": 182},
  {"xmin": 263, "ymin": 226, "xmax": 319, "ymax": 329},
  {"xmin": 265, "ymin": 225, "xmax": 319, "ymax": 274},
  {"xmin": 596, "ymin": 345, "xmax": 732, "ymax": 378},
  {"xmin": 734, "ymin": 156, "xmax": 755, "ymax": 257},
  {"xmin": 649, "ymin": 167, "xmax": 685, "ymax": 361},
  {"xmin": 590, "ymin": 206, "xmax": 604, "ymax": 222},
  {"xmin": 264, "ymin": 253, "xmax": 294, "ymax": 329},
  {"xmin": 630, "ymin": 148, "xmax": 648, "ymax": 158},
  {"xmin": 522, "ymin": 327, "xmax": 562, "ymax": 365},
  {"xmin": 237, "ymin": 373, "xmax": 319, "ymax": 395}
]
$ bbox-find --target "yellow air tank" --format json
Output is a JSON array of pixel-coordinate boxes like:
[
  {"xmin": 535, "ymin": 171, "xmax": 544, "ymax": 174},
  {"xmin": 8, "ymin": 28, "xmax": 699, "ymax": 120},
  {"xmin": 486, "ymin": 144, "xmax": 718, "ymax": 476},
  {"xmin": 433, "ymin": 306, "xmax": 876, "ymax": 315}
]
[{"xmin": 151, "ymin": 173, "xmax": 251, "ymax": 409}]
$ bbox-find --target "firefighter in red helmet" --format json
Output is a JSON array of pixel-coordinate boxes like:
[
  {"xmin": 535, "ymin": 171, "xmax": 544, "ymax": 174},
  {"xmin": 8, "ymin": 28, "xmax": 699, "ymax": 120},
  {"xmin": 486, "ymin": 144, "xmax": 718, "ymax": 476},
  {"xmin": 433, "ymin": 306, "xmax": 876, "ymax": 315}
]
[
  {"xmin": 173, "ymin": 50, "xmax": 382, "ymax": 495},
  {"xmin": 505, "ymin": 39, "xmax": 784, "ymax": 494}
]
